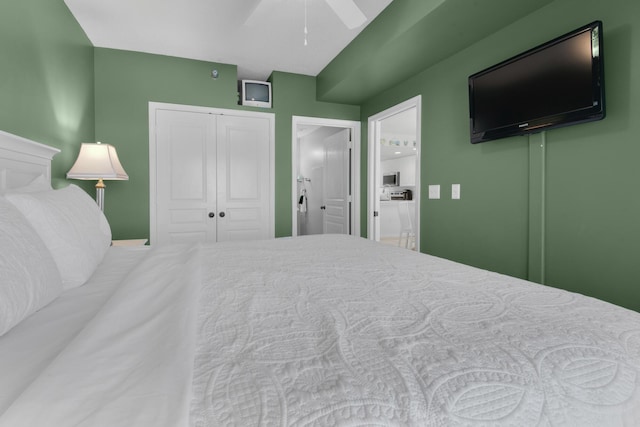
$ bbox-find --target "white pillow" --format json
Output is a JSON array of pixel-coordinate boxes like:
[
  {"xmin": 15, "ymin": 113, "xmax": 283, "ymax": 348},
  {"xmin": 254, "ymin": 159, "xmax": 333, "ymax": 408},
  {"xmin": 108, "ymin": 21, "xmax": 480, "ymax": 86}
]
[
  {"xmin": 0, "ymin": 197, "xmax": 63, "ymax": 336},
  {"xmin": 6, "ymin": 185, "xmax": 112, "ymax": 289}
]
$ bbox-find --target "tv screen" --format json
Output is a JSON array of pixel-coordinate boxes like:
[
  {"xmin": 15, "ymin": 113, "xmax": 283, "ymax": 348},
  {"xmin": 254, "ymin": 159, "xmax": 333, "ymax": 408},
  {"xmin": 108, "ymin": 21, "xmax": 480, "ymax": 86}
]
[
  {"xmin": 240, "ymin": 80, "xmax": 272, "ymax": 108},
  {"xmin": 469, "ymin": 21, "xmax": 604, "ymax": 144}
]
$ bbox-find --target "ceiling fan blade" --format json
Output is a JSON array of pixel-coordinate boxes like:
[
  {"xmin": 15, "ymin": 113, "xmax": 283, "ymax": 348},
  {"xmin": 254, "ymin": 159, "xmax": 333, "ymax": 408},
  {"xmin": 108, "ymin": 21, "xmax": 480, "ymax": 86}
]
[
  {"xmin": 244, "ymin": 0, "xmax": 283, "ymax": 27},
  {"xmin": 324, "ymin": 0, "xmax": 366, "ymax": 29}
]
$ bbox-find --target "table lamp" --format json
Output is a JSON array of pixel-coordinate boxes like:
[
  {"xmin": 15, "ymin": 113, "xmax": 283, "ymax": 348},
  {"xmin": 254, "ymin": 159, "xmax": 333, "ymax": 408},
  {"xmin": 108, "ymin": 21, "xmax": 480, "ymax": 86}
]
[{"xmin": 67, "ymin": 142, "xmax": 129, "ymax": 211}]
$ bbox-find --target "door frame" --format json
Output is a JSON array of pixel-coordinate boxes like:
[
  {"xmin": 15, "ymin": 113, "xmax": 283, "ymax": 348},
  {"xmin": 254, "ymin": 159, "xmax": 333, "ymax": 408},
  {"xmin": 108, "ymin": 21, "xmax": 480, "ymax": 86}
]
[
  {"xmin": 367, "ymin": 96, "xmax": 421, "ymax": 251},
  {"xmin": 149, "ymin": 102, "xmax": 275, "ymax": 244},
  {"xmin": 291, "ymin": 116, "xmax": 361, "ymax": 237}
]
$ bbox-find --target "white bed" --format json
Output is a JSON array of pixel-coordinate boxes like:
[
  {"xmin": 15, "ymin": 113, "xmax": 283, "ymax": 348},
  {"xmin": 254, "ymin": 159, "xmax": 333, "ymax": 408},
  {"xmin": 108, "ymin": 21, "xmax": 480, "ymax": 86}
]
[{"xmin": 1, "ymin": 131, "xmax": 639, "ymax": 426}]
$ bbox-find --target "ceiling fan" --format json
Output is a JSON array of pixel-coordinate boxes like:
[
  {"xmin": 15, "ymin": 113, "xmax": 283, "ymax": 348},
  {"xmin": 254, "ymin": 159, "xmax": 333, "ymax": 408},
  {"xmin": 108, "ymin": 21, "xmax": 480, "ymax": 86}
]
[
  {"xmin": 245, "ymin": 0, "xmax": 367, "ymax": 30},
  {"xmin": 322, "ymin": 0, "xmax": 367, "ymax": 29}
]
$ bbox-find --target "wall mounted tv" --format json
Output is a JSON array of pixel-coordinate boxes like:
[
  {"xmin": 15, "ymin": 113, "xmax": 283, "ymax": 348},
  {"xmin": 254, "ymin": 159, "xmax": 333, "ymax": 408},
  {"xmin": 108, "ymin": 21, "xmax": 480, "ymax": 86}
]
[
  {"xmin": 239, "ymin": 80, "xmax": 272, "ymax": 108},
  {"xmin": 469, "ymin": 21, "xmax": 605, "ymax": 144}
]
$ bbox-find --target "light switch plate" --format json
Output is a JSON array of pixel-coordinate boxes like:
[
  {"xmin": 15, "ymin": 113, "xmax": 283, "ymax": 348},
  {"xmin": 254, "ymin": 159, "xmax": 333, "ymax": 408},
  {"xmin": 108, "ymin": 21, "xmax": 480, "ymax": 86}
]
[
  {"xmin": 428, "ymin": 184, "xmax": 440, "ymax": 199},
  {"xmin": 452, "ymin": 184, "xmax": 460, "ymax": 200}
]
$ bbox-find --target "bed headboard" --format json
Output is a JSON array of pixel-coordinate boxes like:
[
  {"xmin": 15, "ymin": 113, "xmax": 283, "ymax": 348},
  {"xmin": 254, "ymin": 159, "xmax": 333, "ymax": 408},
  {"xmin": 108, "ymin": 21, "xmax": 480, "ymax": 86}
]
[{"xmin": 0, "ymin": 129, "xmax": 60, "ymax": 192}]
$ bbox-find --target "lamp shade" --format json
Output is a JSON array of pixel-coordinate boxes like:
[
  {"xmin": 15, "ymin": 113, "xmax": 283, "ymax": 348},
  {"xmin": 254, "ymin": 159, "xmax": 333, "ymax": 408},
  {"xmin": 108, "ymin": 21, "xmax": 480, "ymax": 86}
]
[{"xmin": 67, "ymin": 142, "xmax": 128, "ymax": 181}]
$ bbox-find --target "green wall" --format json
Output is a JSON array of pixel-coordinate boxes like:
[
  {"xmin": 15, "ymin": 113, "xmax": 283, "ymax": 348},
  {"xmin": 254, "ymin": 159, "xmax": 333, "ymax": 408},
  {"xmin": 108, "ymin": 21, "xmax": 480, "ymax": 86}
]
[
  {"xmin": 317, "ymin": 0, "xmax": 554, "ymax": 104},
  {"xmin": 0, "ymin": 0, "xmax": 94, "ymax": 185},
  {"xmin": 93, "ymin": 50, "xmax": 359, "ymax": 239},
  {"xmin": 269, "ymin": 72, "xmax": 360, "ymax": 236},
  {"xmin": 93, "ymin": 49, "xmax": 237, "ymax": 240},
  {"xmin": 356, "ymin": 0, "xmax": 640, "ymax": 311}
]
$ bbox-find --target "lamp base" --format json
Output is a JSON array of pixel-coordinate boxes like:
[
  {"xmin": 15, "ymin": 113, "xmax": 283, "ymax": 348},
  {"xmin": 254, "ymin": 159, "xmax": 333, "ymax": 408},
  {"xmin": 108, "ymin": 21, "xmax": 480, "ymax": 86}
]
[{"xmin": 95, "ymin": 179, "xmax": 105, "ymax": 211}]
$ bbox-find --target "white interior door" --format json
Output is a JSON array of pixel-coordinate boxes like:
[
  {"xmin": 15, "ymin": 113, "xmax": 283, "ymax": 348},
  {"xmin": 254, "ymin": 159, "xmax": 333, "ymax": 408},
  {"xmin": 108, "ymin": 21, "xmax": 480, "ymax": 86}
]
[
  {"xmin": 155, "ymin": 109, "xmax": 217, "ymax": 244},
  {"xmin": 306, "ymin": 166, "xmax": 324, "ymax": 235},
  {"xmin": 322, "ymin": 129, "xmax": 350, "ymax": 234},
  {"xmin": 216, "ymin": 115, "xmax": 271, "ymax": 241}
]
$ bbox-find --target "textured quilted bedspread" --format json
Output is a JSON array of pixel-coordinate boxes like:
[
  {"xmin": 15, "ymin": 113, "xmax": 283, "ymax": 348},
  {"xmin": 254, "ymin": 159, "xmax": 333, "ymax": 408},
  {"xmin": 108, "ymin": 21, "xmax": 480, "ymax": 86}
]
[{"xmin": 189, "ymin": 235, "xmax": 640, "ymax": 426}]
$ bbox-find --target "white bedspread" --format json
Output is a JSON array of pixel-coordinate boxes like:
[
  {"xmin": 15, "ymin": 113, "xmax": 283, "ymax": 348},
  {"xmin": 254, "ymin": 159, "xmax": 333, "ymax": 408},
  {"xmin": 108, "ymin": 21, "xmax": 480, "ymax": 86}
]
[
  {"xmin": 2, "ymin": 235, "xmax": 639, "ymax": 426},
  {"xmin": 189, "ymin": 235, "xmax": 640, "ymax": 426}
]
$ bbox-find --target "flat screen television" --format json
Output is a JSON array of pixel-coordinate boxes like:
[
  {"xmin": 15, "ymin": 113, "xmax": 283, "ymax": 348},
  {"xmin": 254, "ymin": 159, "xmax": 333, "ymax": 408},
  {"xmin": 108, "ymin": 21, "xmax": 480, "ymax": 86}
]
[
  {"xmin": 239, "ymin": 80, "xmax": 272, "ymax": 108},
  {"xmin": 469, "ymin": 21, "xmax": 605, "ymax": 144}
]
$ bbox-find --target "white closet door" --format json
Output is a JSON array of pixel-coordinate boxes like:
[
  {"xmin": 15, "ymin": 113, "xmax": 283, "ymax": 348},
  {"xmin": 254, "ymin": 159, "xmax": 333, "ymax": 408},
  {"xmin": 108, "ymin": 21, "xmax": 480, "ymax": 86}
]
[
  {"xmin": 322, "ymin": 129, "xmax": 350, "ymax": 234},
  {"xmin": 152, "ymin": 105, "xmax": 273, "ymax": 245},
  {"xmin": 216, "ymin": 115, "xmax": 271, "ymax": 241},
  {"xmin": 155, "ymin": 109, "xmax": 217, "ymax": 244}
]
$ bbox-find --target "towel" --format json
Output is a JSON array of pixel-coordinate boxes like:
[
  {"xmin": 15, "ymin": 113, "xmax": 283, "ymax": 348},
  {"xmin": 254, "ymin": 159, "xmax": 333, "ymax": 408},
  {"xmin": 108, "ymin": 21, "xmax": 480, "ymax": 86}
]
[{"xmin": 298, "ymin": 189, "xmax": 307, "ymax": 213}]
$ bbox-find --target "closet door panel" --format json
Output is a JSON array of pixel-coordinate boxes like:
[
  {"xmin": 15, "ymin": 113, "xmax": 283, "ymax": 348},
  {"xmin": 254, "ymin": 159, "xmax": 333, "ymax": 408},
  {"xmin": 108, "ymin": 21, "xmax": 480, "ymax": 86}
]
[
  {"xmin": 216, "ymin": 115, "xmax": 271, "ymax": 242},
  {"xmin": 155, "ymin": 109, "xmax": 217, "ymax": 244}
]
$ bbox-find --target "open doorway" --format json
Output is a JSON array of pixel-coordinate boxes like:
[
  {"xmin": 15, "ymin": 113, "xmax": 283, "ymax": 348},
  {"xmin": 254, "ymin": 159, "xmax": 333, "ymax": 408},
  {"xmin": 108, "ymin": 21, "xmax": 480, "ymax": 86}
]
[
  {"xmin": 292, "ymin": 116, "xmax": 360, "ymax": 237},
  {"xmin": 367, "ymin": 96, "xmax": 421, "ymax": 251}
]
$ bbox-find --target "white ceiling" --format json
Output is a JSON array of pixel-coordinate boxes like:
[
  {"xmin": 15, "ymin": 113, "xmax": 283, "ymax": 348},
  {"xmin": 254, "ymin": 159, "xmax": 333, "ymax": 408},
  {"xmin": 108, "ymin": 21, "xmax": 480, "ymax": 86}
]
[{"xmin": 64, "ymin": 0, "xmax": 394, "ymax": 81}]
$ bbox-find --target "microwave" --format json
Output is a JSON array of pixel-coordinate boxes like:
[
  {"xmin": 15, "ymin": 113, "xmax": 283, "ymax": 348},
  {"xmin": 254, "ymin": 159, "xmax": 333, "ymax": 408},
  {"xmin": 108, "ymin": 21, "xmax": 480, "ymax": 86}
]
[{"xmin": 382, "ymin": 171, "xmax": 400, "ymax": 187}]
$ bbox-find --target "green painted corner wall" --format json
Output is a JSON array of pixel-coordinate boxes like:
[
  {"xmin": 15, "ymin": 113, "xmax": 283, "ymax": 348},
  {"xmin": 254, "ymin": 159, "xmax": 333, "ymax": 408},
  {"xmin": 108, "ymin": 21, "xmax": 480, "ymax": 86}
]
[
  {"xmin": 0, "ymin": 0, "xmax": 94, "ymax": 186},
  {"xmin": 93, "ymin": 48, "xmax": 239, "ymax": 240},
  {"xmin": 269, "ymin": 71, "xmax": 360, "ymax": 236},
  {"xmin": 93, "ymin": 51, "xmax": 359, "ymax": 240},
  {"xmin": 358, "ymin": 0, "xmax": 640, "ymax": 311},
  {"xmin": 317, "ymin": 0, "xmax": 555, "ymax": 104}
]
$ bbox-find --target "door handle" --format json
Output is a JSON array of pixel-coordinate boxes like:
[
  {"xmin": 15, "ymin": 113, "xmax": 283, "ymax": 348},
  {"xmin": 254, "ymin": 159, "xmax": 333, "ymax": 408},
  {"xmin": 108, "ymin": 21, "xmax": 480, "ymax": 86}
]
[
  {"xmin": 219, "ymin": 211, "xmax": 226, "ymax": 218},
  {"xmin": 208, "ymin": 212, "xmax": 215, "ymax": 218}
]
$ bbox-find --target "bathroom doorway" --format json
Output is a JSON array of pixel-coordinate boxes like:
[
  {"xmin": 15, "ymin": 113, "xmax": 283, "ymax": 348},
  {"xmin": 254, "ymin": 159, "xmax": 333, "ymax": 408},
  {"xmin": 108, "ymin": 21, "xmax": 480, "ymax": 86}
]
[{"xmin": 292, "ymin": 116, "xmax": 361, "ymax": 237}]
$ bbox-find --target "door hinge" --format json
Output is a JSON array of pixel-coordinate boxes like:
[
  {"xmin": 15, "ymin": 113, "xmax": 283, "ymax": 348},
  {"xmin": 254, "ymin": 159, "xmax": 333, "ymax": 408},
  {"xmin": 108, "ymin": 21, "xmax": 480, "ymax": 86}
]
[
  {"xmin": 347, "ymin": 195, "xmax": 353, "ymax": 202},
  {"xmin": 373, "ymin": 211, "xmax": 379, "ymax": 217}
]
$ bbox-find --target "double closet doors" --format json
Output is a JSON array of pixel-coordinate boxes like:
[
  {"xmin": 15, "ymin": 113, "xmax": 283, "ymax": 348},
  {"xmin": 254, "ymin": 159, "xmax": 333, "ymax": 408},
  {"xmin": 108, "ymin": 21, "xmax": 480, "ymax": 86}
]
[{"xmin": 150, "ymin": 103, "xmax": 274, "ymax": 245}]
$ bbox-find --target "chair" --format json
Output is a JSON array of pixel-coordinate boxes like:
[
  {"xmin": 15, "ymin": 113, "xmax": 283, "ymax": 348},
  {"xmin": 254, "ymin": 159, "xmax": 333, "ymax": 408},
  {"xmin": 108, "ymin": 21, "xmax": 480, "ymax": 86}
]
[{"xmin": 397, "ymin": 201, "xmax": 415, "ymax": 249}]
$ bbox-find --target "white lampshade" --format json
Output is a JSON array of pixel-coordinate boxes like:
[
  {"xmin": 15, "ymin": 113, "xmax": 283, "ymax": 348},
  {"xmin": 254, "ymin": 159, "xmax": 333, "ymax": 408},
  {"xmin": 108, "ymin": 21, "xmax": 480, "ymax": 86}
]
[
  {"xmin": 67, "ymin": 142, "xmax": 129, "ymax": 181},
  {"xmin": 67, "ymin": 142, "xmax": 128, "ymax": 211}
]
